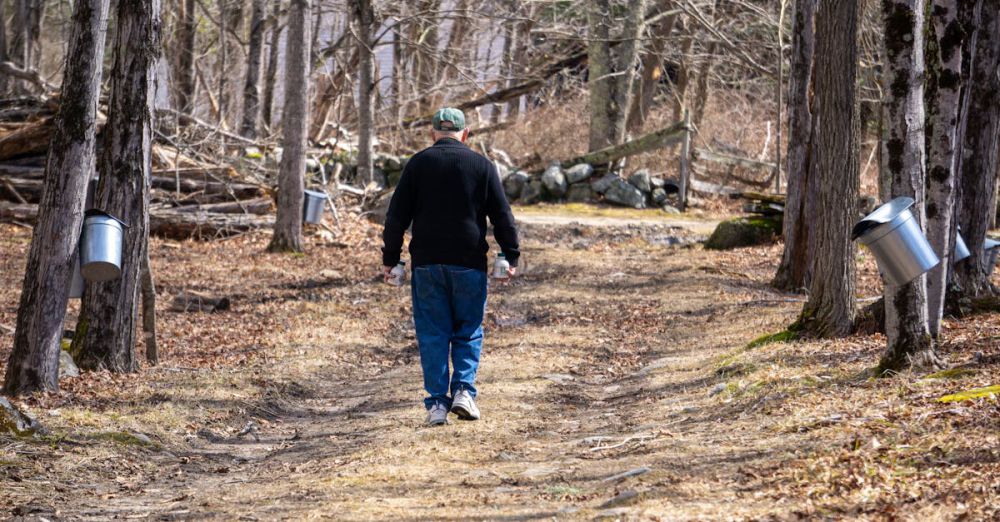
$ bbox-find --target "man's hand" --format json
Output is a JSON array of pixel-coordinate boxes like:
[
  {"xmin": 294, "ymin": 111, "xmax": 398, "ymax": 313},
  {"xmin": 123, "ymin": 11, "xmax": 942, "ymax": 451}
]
[{"xmin": 382, "ymin": 266, "xmax": 394, "ymax": 283}]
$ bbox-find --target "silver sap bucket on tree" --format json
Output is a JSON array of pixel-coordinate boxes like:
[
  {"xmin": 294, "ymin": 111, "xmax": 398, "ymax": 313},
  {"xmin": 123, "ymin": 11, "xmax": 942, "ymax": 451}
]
[
  {"xmin": 985, "ymin": 238, "xmax": 1000, "ymax": 277},
  {"xmin": 303, "ymin": 189, "xmax": 329, "ymax": 224},
  {"xmin": 852, "ymin": 196, "xmax": 940, "ymax": 287},
  {"xmin": 80, "ymin": 209, "xmax": 128, "ymax": 282},
  {"xmin": 954, "ymin": 228, "xmax": 971, "ymax": 262}
]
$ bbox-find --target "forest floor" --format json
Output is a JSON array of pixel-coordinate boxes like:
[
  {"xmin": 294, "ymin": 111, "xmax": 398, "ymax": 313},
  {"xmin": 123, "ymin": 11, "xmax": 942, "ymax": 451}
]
[{"xmin": 2, "ymin": 206, "xmax": 1000, "ymax": 521}]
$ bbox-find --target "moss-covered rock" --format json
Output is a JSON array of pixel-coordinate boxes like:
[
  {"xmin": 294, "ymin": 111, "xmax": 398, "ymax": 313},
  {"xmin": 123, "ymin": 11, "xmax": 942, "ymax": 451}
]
[{"xmin": 704, "ymin": 217, "xmax": 781, "ymax": 250}]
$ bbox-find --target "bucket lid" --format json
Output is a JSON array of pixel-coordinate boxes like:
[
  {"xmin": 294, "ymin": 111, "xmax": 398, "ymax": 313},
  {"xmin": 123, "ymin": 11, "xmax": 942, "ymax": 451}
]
[
  {"xmin": 304, "ymin": 189, "xmax": 329, "ymax": 199},
  {"xmin": 84, "ymin": 209, "xmax": 129, "ymax": 228},
  {"xmin": 851, "ymin": 197, "xmax": 914, "ymax": 240}
]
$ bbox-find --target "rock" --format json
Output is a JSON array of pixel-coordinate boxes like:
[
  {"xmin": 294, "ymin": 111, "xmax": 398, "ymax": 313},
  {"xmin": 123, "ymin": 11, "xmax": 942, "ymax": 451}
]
[
  {"xmin": 628, "ymin": 169, "xmax": 652, "ymax": 193},
  {"xmin": 564, "ymin": 163, "xmax": 594, "ymax": 184},
  {"xmin": 59, "ymin": 350, "xmax": 79, "ymax": 379},
  {"xmin": 604, "ymin": 178, "xmax": 646, "ymax": 208},
  {"xmin": 0, "ymin": 398, "xmax": 42, "ymax": 436},
  {"xmin": 591, "ymin": 173, "xmax": 618, "ymax": 194},
  {"xmin": 651, "ymin": 187, "xmax": 668, "ymax": 205},
  {"xmin": 503, "ymin": 170, "xmax": 530, "ymax": 200},
  {"xmin": 704, "ymin": 217, "xmax": 781, "ymax": 250},
  {"xmin": 520, "ymin": 180, "xmax": 543, "ymax": 204},
  {"xmin": 662, "ymin": 204, "xmax": 681, "ymax": 214},
  {"xmin": 541, "ymin": 164, "xmax": 568, "ymax": 198},
  {"xmin": 567, "ymin": 183, "xmax": 593, "ymax": 203}
]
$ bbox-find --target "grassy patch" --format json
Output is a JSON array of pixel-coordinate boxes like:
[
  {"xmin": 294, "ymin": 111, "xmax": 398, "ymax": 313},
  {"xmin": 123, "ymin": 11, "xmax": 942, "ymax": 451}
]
[{"xmin": 746, "ymin": 329, "xmax": 798, "ymax": 350}]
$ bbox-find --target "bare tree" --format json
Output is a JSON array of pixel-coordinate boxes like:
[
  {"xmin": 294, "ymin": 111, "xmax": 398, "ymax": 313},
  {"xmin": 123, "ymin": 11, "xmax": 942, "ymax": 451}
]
[
  {"xmin": 74, "ymin": 0, "xmax": 161, "ymax": 372},
  {"xmin": 176, "ymin": 0, "xmax": 197, "ymax": 115},
  {"xmin": 955, "ymin": 0, "xmax": 1000, "ymax": 298},
  {"xmin": 877, "ymin": 0, "xmax": 939, "ymax": 373},
  {"xmin": 3, "ymin": 0, "xmax": 111, "ymax": 395},
  {"xmin": 353, "ymin": 0, "xmax": 375, "ymax": 183},
  {"xmin": 268, "ymin": 0, "xmax": 310, "ymax": 253},
  {"xmin": 924, "ymin": 0, "xmax": 965, "ymax": 338},
  {"xmin": 241, "ymin": 0, "xmax": 266, "ymax": 138},
  {"xmin": 797, "ymin": 0, "xmax": 859, "ymax": 338},
  {"xmin": 262, "ymin": 0, "xmax": 284, "ymax": 131},
  {"xmin": 773, "ymin": 0, "xmax": 816, "ymax": 292},
  {"xmin": 587, "ymin": 0, "xmax": 648, "ymax": 153}
]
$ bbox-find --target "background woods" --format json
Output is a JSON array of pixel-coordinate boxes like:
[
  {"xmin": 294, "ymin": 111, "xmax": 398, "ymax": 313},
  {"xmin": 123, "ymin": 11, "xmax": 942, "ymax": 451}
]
[{"xmin": 2, "ymin": 0, "xmax": 1000, "ymax": 518}]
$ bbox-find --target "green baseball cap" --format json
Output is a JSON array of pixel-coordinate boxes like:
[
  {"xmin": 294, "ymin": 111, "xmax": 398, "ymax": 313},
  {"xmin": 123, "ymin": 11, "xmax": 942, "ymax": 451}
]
[{"xmin": 432, "ymin": 107, "xmax": 466, "ymax": 131}]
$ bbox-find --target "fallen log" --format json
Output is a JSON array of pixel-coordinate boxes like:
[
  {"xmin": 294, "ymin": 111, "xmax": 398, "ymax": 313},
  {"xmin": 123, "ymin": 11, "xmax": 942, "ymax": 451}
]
[
  {"xmin": 558, "ymin": 120, "xmax": 689, "ymax": 170},
  {"xmin": 167, "ymin": 197, "xmax": 272, "ymax": 215},
  {"xmin": 2, "ymin": 202, "xmax": 274, "ymax": 239},
  {"xmin": 0, "ymin": 118, "xmax": 54, "ymax": 160}
]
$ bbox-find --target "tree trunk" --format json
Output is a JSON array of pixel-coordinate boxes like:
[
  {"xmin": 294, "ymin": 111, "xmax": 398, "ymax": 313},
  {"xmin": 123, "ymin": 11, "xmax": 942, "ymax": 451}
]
[
  {"xmin": 773, "ymin": 0, "xmax": 817, "ymax": 292},
  {"xmin": 262, "ymin": 0, "xmax": 283, "ymax": 131},
  {"xmin": 141, "ymin": 246, "xmax": 158, "ymax": 365},
  {"xmin": 3, "ymin": 0, "xmax": 111, "ymax": 396},
  {"xmin": 240, "ymin": 0, "xmax": 266, "ymax": 138},
  {"xmin": 73, "ymin": 0, "xmax": 160, "ymax": 373},
  {"xmin": 354, "ymin": 0, "xmax": 375, "ymax": 184},
  {"xmin": 924, "ymin": 0, "xmax": 965, "ymax": 338},
  {"xmin": 627, "ymin": 5, "xmax": 677, "ymax": 133},
  {"xmin": 587, "ymin": 0, "xmax": 647, "ymax": 153},
  {"xmin": 267, "ymin": 0, "xmax": 310, "ymax": 253},
  {"xmin": 797, "ymin": 0, "xmax": 859, "ymax": 338},
  {"xmin": 878, "ymin": 0, "xmax": 938, "ymax": 373},
  {"xmin": 955, "ymin": 0, "xmax": 1000, "ymax": 298},
  {"xmin": 176, "ymin": 0, "xmax": 197, "ymax": 115}
]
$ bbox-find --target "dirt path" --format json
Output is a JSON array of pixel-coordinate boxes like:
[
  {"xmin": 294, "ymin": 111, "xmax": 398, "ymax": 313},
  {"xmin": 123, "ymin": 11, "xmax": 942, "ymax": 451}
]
[
  {"xmin": 47, "ymin": 217, "xmax": 814, "ymax": 521},
  {"xmin": 9, "ymin": 214, "xmax": 996, "ymax": 520}
]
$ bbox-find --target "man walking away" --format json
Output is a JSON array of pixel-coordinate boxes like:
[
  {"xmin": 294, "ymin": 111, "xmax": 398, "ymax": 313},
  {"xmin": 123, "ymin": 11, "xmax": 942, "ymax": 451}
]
[{"xmin": 382, "ymin": 107, "xmax": 520, "ymax": 426}]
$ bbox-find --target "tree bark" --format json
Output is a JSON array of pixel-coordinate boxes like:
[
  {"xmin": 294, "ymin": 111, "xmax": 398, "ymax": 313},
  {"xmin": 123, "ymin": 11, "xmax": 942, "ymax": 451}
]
[
  {"xmin": 353, "ymin": 0, "xmax": 375, "ymax": 184},
  {"xmin": 240, "ymin": 0, "xmax": 266, "ymax": 138},
  {"xmin": 587, "ymin": 0, "xmax": 647, "ymax": 153},
  {"xmin": 3, "ymin": 0, "xmax": 111, "ymax": 395},
  {"xmin": 773, "ymin": 0, "xmax": 817, "ymax": 292},
  {"xmin": 924, "ymin": 0, "xmax": 965, "ymax": 338},
  {"xmin": 797, "ymin": 0, "xmax": 859, "ymax": 338},
  {"xmin": 878, "ymin": 0, "xmax": 938, "ymax": 373},
  {"xmin": 955, "ymin": 0, "xmax": 1000, "ymax": 298},
  {"xmin": 74, "ymin": 0, "xmax": 160, "ymax": 373},
  {"xmin": 176, "ymin": 0, "xmax": 197, "ymax": 115},
  {"xmin": 267, "ymin": 0, "xmax": 309, "ymax": 253},
  {"xmin": 262, "ymin": 0, "xmax": 283, "ymax": 131}
]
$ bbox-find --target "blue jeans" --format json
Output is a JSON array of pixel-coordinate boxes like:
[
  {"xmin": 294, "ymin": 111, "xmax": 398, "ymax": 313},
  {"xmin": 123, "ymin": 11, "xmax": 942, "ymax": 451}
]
[{"xmin": 411, "ymin": 264, "xmax": 488, "ymax": 410}]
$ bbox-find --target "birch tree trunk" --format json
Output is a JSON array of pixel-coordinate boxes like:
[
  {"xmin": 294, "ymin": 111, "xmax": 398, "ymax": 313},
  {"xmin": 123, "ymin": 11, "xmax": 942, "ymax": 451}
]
[
  {"xmin": 3, "ymin": 0, "xmax": 111, "ymax": 395},
  {"xmin": 797, "ymin": 0, "xmax": 859, "ymax": 338},
  {"xmin": 955, "ymin": 0, "xmax": 1000, "ymax": 298},
  {"xmin": 262, "ymin": 0, "xmax": 283, "ymax": 131},
  {"xmin": 353, "ymin": 0, "xmax": 374, "ymax": 183},
  {"xmin": 773, "ymin": 0, "xmax": 817, "ymax": 292},
  {"xmin": 924, "ymin": 0, "xmax": 964, "ymax": 338},
  {"xmin": 267, "ymin": 0, "xmax": 310, "ymax": 253},
  {"xmin": 878, "ymin": 0, "xmax": 939, "ymax": 373},
  {"xmin": 176, "ymin": 0, "xmax": 197, "ymax": 115},
  {"xmin": 588, "ymin": 0, "xmax": 647, "ymax": 153},
  {"xmin": 240, "ymin": 0, "xmax": 266, "ymax": 138},
  {"xmin": 74, "ymin": 0, "xmax": 160, "ymax": 373}
]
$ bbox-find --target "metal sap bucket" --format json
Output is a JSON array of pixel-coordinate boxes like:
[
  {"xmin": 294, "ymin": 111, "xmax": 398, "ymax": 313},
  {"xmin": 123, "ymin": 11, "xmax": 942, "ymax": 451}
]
[
  {"xmin": 985, "ymin": 238, "xmax": 1000, "ymax": 277},
  {"xmin": 954, "ymin": 229, "xmax": 971, "ymax": 262},
  {"xmin": 80, "ymin": 209, "xmax": 127, "ymax": 282},
  {"xmin": 303, "ymin": 189, "xmax": 329, "ymax": 224},
  {"xmin": 852, "ymin": 196, "xmax": 940, "ymax": 287}
]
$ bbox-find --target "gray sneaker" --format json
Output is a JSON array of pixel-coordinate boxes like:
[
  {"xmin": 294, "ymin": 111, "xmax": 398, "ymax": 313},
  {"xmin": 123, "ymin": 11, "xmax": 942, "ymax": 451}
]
[
  {"xmin": 450, "ymin": 389, "xmax": 481, "ymax": 420},
  {"xmin": 426, "ymin": 403, "xmax": 449, "ymax": 426}
]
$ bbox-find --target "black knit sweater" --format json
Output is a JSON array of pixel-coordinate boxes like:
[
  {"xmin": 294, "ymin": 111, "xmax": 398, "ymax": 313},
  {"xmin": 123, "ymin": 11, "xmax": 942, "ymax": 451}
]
[{"xmin": 382, "ymin": 138, "xmax": 521, "ymax": 272}]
